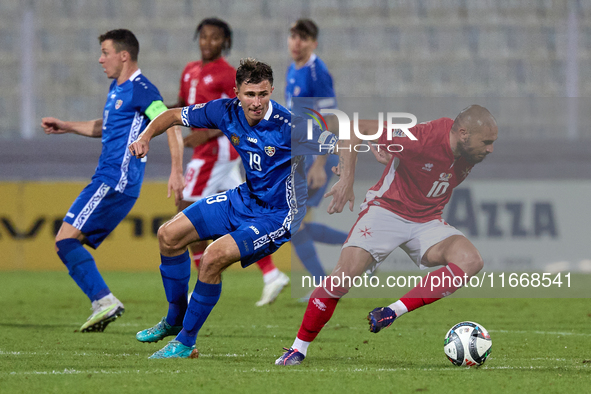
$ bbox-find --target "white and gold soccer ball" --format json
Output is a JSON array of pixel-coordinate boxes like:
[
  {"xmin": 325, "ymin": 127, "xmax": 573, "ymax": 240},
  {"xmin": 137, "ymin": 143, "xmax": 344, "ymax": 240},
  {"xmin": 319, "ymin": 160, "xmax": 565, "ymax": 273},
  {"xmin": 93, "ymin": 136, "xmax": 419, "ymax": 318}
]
[{"xmin": 444, "ymin": 321, "xmax": 492, "ymax": 367}]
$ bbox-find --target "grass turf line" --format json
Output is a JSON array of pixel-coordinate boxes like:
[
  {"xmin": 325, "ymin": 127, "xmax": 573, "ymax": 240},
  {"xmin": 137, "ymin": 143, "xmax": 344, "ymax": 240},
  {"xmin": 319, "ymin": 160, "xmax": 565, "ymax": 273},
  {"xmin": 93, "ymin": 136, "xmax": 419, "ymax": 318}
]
[{"xmin": 0, "ymin": 271, "xmax": 590, "ymax": 393}]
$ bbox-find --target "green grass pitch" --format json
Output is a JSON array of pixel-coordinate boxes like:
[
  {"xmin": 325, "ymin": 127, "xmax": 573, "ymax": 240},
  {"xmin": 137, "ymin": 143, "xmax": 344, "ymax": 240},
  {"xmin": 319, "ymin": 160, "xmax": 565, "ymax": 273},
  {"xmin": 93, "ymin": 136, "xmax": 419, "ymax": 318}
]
[{"xmin": 1, "ymin": 271, "xmax": 590, "ymax": 393}]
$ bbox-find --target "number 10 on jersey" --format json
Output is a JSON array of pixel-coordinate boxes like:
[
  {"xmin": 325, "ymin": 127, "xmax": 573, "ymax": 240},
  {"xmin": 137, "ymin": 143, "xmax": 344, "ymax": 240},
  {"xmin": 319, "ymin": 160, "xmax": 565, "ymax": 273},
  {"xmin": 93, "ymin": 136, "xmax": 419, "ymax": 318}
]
[{"xmin": 426, "ymin": 181, "xmax": 449, "ymax": 198}]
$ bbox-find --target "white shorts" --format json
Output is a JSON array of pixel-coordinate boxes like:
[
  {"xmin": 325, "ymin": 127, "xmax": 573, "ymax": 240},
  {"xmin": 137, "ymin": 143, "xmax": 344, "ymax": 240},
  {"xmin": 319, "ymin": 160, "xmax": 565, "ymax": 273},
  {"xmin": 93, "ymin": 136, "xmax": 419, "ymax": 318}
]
[
  {"xmin": 182, "ymin": 157, "xmax": 242, "ymax": 202},
  {"xmin": 343, "ymin": 206, "xmax": 464, "ymax": 270}
]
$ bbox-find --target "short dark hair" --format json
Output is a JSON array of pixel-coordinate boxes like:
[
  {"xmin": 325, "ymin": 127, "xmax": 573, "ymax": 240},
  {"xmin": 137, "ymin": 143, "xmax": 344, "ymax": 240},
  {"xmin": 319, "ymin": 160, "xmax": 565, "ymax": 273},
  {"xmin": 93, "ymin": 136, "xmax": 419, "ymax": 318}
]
[
  {"xmin": 236, "ymin": 58, "xmax": 273, "ymax": 87},
  {"xmin": 290, "ymin": 19, "xmax": 319, "ymax": 41},
  {"xmin": 98, "ymin": 29, "xmax": 139, "ymax": 61},
  {"xmin": 194, "ymin": 17, "xmax": 233, "ymax": 55}
]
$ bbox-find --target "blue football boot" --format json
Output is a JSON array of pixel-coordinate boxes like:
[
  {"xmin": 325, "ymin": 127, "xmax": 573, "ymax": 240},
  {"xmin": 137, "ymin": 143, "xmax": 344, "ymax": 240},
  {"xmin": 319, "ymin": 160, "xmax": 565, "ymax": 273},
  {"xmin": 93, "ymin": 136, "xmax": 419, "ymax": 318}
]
[
  {"xmin": 136, "ymin": 317, "xmax": 182, "ymax": 343},
  {"xmin": 148, "ymin": 340, "xmax": 199, "ymax": 359},
  {"xmin": 275, "ymin": 347, "xmax": 305, "ymax": 366},
  {"xmin": 367, "ymin": 306, "xmax": 397, "ymax": 333}
]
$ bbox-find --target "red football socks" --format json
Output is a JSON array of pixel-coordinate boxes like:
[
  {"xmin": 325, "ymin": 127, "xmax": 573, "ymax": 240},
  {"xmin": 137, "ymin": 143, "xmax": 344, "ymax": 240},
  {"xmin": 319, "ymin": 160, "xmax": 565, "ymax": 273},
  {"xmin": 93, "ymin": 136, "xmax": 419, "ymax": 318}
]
[
  {"xmin": 256, "ymin": 255, "xmax": 276, "ymax": 274},
  {"xmin": 297, "ymin": 278, "xmax": 349, "ymax": 342},
  {"xmin": 192, "ymin": 252, "xmax": 203, "ymax": 269},
  {"xmin": 400, "ymin": 262, "xmax": 466, "ymax": 312}
]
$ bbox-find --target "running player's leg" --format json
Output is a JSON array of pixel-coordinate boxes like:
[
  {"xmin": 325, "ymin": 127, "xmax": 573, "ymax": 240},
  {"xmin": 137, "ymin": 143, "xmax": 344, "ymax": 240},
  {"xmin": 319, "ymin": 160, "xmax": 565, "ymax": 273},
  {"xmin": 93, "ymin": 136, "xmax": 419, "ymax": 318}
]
[
  {"xmin": 278, "ymin": 206, "xmax": 401, "ymax": 365},
  {"xmin": 168, "ymin": 234, "xmax": 241, "ymax": 353},
  {"xmin": 144, "ymin": 221, "xmax": 234, "ymax": 357},
  {"xmin": 392, "ymin": 235, "xmax": 482, "ymax": 317},
  {"xmin": 137, "ymin": 202, "xmax": 217, "ymax": 346},
  {"xmin": 155, "ymin": 211, "xmax": 203, "ymax": 328},
  {"xmin": 148, "ymin": 189, "xmax": 287, "ymax": 358},
  {"xmin": 276, "ymin": 246, "xmax": 374, "ymax": 365},
  {"xmin": 181, "ymin": 158, "xmax": 216, "ymax": 269},
  {"xmin": 56, "ymin": 181, "xmax": 133, "ymax": 332},
  {"xmin": 177, "ymin": 199, "xmax": 207, "ymax": 268},
  {"xmin": 55, "ymin": 222, "xmax": 110, "ymax": 304},
  {"xmin": 369, "ymin": 222, "xmax": 482, "ymax": 332}
]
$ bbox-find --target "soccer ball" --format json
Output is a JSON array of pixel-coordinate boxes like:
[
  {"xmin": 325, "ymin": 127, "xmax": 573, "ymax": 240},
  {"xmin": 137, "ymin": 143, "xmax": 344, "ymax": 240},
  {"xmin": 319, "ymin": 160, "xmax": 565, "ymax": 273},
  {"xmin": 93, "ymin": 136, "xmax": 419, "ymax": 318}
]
[{"xmin": 444, "ymin": 321, "xmax": 492, "ymax": 367}]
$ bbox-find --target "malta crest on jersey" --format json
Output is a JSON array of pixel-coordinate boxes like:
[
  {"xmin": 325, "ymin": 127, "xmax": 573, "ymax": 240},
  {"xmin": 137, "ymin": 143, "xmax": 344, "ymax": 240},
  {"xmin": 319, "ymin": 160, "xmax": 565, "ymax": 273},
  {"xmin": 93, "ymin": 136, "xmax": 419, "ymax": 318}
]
[
  {"xmin": 264, "ymin": 146, "xmax": 276, "ymax": 157},
  {"xmin": 115, "ymin": 99, "xmax": 123, "ymax": 110},
  {"xmin": 231, "ymin": 134, "xmax": 240, "ymax": 146}
]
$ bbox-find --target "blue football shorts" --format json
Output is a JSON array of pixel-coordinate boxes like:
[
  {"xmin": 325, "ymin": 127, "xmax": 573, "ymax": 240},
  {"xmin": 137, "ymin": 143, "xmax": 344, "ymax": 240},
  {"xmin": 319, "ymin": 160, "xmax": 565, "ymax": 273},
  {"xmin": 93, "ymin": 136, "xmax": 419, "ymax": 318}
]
[
  {"xmin": 183, "ymin": 186, "xmax": 297, "ymax": 267},
  {"xmin": 63, "ymin": 180, "xmax": 137, "ymax": 249}
]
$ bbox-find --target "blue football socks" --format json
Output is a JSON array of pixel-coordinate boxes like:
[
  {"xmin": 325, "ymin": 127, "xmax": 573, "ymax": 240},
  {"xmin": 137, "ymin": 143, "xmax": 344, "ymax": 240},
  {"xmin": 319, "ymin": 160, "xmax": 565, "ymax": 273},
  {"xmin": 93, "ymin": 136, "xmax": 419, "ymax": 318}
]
[
  {"xmin": 292, "ymin": 228, "xmax": 326, "ymax": 282},
  {"xmin": 160, "ymin": 251, "xmax": 191, "ymax": 327},
  {"xmin": 176, "ymin": 280, "xmax": 222, "ymax": 347},
  {"xmin": 56, "ymin": 238, "xmax": 110, "ymax": 302},
  {"xmin": 306, "ymin": 222, "xmax": 348, "ymax": 245}
]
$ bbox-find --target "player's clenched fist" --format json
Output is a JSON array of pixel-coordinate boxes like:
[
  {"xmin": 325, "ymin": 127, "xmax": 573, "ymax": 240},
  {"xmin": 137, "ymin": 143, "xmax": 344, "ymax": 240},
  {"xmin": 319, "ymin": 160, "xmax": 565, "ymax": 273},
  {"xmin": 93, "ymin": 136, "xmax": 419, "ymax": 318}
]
[
  {"xmin": 129, "ymin": 136, "xmax": 150, "ymax": 158},
  {"xmin": 41, "ymin": 117, "xmax": 68, "ymax": 134}
]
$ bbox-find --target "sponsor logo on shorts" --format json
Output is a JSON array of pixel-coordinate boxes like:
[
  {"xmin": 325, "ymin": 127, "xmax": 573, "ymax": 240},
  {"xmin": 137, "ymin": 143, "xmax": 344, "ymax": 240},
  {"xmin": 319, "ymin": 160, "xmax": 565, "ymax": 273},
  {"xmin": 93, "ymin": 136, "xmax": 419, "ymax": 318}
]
[{"xmin": 249, "ymin": 225, "xmax": 260, "ymax": 235}]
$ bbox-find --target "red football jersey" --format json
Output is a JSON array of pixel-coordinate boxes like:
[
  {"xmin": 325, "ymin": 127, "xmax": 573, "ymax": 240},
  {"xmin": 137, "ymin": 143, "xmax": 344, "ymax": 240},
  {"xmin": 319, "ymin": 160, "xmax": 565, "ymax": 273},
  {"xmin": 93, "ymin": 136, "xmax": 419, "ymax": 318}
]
[
  {"xmin": 360, "ymin": 118, "xmax": 473, "ymax": 222},
  {"xmin": 178, "ymin": 57, "xmax": 239, "ymax": 160}
]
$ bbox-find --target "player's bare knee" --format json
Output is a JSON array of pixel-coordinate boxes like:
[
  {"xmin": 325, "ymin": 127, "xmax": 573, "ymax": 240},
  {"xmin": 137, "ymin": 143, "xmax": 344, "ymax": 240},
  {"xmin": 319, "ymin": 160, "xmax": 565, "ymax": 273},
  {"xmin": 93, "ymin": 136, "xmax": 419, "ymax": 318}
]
[
  {"xmin": 199, "ymin": 249, "xmax": 227, "ymax": 278},
  {"xmin": 157, "ymin": 225, "xmax": 182, "ymax": 254},
  {"xmin": 458, "ymin": 254, "xmax": 484, "ymax": 277}
]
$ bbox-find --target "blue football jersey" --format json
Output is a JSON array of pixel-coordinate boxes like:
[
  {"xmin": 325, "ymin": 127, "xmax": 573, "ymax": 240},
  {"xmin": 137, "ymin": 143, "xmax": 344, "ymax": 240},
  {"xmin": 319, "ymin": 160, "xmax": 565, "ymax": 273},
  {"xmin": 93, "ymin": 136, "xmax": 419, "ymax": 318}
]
[
  {"xmin": 181, "ymin": 98, "xmax": 337, "ymax": 229},
  {"xmin": 93, "ymin": 69, "xmax": 167, "ymax": 197},
  {"xmin": 285, "ymin": 54, "xmax": 336, "ymax": 111}
]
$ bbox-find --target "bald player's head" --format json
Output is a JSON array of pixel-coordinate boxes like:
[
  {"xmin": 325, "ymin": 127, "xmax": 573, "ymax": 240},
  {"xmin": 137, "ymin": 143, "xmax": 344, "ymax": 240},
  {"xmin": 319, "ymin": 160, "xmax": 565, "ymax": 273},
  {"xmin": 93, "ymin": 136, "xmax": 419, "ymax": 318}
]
[
  {"xmin": 453, "ymin": 105, "xmax": 496, "ymax": 134},
  {"xmin": 452, "ymin": 105, "xmax": 498, "ymax": 164}
]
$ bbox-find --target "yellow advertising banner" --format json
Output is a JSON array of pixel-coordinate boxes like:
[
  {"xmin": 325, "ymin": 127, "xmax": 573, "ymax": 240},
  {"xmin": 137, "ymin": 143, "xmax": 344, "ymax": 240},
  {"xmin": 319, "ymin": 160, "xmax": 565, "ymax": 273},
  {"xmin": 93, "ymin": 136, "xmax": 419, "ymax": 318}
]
[{"xmin": 0, "ymin": 182, "xmax": 291, "ymax": 272}]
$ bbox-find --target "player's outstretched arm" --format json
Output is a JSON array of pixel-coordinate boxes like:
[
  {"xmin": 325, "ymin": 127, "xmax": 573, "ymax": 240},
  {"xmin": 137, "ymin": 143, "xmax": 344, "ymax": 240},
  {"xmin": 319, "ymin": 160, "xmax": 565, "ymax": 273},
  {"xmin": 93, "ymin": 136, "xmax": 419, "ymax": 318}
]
[
  {"xmin": 325, "ymin": 146, "xmax": 355, "ymax": 214},
  {"xmin": 324, "ymin": 119, "xmax": 383, "ymax": 214},
  {"xmin": 166, "ymin": 125, "xmax": 185, "ymax": 207},
  {"xmin": 41, "ymin": 117, "xmax": 102, "ymax": 138},
  {"xmin": 183, "ymin": 129, "xmax": 223, "ymax": 148},
  {"xmin": 129, "ymin": 108, "xmax": 183, "ymax": 159}
]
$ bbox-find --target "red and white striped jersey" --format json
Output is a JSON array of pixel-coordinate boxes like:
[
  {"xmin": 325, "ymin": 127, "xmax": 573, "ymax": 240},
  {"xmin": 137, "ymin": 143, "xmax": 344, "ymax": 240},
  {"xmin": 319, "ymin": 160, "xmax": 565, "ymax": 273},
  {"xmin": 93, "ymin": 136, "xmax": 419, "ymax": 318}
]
[
  {"xmin": 178, "ymin": 57, "xmax": 239, "ymax": 161},
  {"xmin": 360, "ymin": 118, "xmax": 474, "ymax": 223}
]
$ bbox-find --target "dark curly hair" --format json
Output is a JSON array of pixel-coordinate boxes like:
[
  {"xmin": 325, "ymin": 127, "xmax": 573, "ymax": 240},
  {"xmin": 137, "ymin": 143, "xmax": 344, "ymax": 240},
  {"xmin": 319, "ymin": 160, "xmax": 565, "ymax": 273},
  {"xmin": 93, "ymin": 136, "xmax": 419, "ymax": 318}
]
[{"xmin": 194, "ymin": 17, "xmax": 232, "ymax": 56}]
